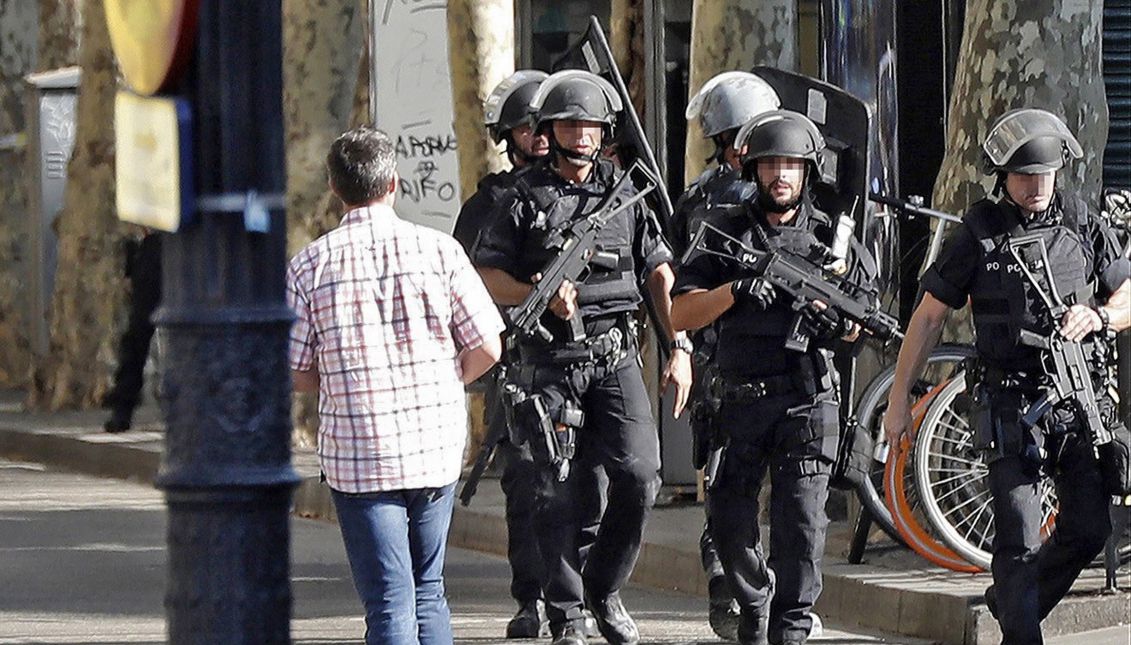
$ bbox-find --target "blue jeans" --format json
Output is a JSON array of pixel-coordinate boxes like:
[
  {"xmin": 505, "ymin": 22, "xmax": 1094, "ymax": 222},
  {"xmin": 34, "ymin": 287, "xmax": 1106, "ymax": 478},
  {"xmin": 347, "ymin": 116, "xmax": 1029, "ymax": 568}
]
[{"xmin": 331, "ymin": 482, "xmax": 456, "ymax": 645}]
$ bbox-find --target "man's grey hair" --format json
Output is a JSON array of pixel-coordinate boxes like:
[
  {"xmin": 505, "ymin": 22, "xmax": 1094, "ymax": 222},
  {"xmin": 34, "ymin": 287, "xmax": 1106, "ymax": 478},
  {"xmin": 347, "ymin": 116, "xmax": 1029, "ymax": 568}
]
[{"xmin": 326, "ymin": 126, "xmax": 398, "ymax": 206}]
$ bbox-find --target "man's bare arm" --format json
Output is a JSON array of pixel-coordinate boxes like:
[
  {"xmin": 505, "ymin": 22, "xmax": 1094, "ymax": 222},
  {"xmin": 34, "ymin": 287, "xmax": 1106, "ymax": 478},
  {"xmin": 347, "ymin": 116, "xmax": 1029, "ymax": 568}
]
[
  {"xmin": 882, "ymin": 293, "xmax": 953, "ymax": 447},
  {"xmin": 460, "ymin": 333, "xmax": 503, "ymax": 384},
  {"xmin": 671, "ymin": 283, "xmax": 736, "ymax": 331},
  {"xmin": 478, "ymin": 268, "xmax": 533, "ymax": 306},
  {"xmin": 292, "ymin": 365, "xmax": 319, "ymax": 394}
]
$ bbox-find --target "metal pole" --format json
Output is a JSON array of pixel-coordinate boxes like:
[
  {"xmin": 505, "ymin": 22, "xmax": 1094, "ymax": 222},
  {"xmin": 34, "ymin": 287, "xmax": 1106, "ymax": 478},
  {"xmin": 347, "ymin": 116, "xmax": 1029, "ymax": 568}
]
[
  {"xmin": 155, "ymin": 2, "xmax": 299, "ymax": 643},
  {"xmin": 368, "ymin": 0, "xmax": 378, "ymax": 125}
]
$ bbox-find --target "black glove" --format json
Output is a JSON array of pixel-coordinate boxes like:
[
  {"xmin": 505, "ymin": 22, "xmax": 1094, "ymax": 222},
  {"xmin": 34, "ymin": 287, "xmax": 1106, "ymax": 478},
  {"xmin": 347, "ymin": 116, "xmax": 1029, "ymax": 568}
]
[
  {"xmin": 731, "ymin": 277, "xmax": 776, "ymax": 310},
  {"xmin": 802, "ymin": 303, "xmax": 850, "ymax": 340}
]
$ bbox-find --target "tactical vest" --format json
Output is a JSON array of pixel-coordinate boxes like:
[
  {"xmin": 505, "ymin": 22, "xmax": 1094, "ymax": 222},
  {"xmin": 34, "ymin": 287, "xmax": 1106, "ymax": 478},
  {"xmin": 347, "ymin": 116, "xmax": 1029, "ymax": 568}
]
[
  {"xmin": 452, "ymin": 170, "xmax": 517, "ymax": 254},
  {"xmin": 674, "ymin": 166, "xmax": 756, "ymax": 249},
  {"xmin": 713, "ymin": 200, "xmax": 835, "ymax": 377},
  {"xmin": 510, "ymin": 162, "xmax": 642, "ymax": 316},
  {"xmin": 964, "ymin": 194, "xmax": 1094, "ymax": 371}
]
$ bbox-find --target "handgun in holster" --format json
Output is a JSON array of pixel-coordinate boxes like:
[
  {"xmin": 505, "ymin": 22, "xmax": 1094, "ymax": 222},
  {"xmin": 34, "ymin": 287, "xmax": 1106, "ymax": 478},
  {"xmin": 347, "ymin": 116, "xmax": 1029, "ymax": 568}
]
[
  {"xmin": 518, "ymin": 395, "xmax": 582, "ymax": 482},
  {"xmin": 704, "ymin": 441, "xmax": 727, "ymax": 491},
  {"xmin": 690, "ymin": 393, "xmax": 721, "ymax": 470}
]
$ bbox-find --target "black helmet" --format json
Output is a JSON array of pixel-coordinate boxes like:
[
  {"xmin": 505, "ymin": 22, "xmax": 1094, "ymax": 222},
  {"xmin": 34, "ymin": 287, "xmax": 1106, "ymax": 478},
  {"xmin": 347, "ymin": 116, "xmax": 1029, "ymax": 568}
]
[
  {"xmin": 735, "ymin": 110, "xmax": 826, "ymax": 172},
  {"xmin": 484, "ymin": 70, "xmax": 548, "ymax": 143},
  {"xmin": 983, "ymin": 108, "xmax": 1083, "ymax": 174},
  {"xmin": 686, "ymin": 71, "xmax": 780, "ymax": 138},
  {"xmin": 529, "ymin": 70, "xmax": 622, "ymax": 131}
]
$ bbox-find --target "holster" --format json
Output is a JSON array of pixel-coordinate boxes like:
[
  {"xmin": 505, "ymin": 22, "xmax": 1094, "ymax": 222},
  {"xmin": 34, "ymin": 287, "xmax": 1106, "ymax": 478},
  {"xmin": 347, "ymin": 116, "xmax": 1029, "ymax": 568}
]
[
  {"xmin": 514, "ymin": 394, "xmax": 582, "ymax": 482},
  {"xmin": 972, "ymin": 382, "xmax": 1045, "ymax": 475},
  {"xmin": 690, "ymin": 392, "xmax": 721, "ymax": 470},
  {"xmin": 1097, "ymin": 398, "xmax": 1131, "ymax": 503},
  {"xmin": 829, "ymin": 415, "xmax": 872, "ymax": 491}
]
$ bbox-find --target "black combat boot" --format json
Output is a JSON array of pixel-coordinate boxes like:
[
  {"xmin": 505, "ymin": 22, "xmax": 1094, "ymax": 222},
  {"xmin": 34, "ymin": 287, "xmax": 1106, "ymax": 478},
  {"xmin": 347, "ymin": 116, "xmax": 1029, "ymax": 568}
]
[
  {"xmin": 551, "ymin": 621, "xmax": 588, "ymax": 645},
  {"xmin": 506, "ymin": 599, "xmax": 548, "ymax": 638},
  {"xmin": 984, "ymin": 585, "xmax": 999, "ymax": 619},
  {"xmin": 738, "ymin": 570, "xmax": 775, "ymax": 645},
  {"xmin": 103, "ymin": 408, "xmax": 132, "ymax": 433},
  {"xmin": 584, "ymin": 590, "xmax": 639, "ymax": 644},
  {"xmin": 708, "ymin": 574, "xmax": 740, "ymax": 641}
]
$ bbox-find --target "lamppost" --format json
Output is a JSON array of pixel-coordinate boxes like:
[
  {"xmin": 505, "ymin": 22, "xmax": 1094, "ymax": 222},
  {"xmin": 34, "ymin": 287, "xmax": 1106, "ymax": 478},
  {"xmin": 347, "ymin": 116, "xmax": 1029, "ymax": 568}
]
[{"xmin": 107, "ymin": 1, "xmax": 298, "ymax": 642}]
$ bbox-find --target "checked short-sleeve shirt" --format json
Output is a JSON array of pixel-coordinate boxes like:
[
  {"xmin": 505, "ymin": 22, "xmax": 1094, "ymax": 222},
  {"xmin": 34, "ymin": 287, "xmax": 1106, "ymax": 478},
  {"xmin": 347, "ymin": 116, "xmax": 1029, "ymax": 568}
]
[{"xmin": 287, "ymin": 204, "xmax": 504, "ymax": 493}]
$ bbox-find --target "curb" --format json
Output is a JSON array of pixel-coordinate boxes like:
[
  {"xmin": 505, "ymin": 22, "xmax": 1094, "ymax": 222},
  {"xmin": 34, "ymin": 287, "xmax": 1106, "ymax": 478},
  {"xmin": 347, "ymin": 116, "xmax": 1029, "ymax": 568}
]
[{"xmin": 0, "ymin": 421, "xmax": 1125, "ymax": 644}]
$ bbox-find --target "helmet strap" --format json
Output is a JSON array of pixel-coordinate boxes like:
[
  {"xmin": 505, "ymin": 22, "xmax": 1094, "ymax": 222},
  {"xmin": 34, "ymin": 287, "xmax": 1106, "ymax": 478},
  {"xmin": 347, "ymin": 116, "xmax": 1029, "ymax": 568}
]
[{"xmin": 548, "ymin": 130, "xmax": 600, "ymax": 166}]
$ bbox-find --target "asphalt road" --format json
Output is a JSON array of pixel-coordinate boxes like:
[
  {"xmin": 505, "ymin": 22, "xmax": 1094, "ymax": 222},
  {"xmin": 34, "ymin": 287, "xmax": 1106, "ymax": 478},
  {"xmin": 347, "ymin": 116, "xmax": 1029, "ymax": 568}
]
[{"xmin": 0, "ymin": 459, "xmax": 1123, "ymax": 645}]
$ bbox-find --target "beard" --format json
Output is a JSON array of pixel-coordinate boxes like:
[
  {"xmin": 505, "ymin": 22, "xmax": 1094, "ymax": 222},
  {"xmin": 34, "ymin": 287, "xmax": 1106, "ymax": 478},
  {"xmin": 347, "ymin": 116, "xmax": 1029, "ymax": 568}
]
[{"xmin": 756, "ymin": 181, "xmax": 802, "ymax": 214}]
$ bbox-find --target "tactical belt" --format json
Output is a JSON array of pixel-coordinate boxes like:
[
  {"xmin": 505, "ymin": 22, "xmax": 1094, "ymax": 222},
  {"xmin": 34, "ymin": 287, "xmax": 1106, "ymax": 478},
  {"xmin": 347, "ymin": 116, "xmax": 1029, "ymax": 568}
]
[
  {"xmin": 978, "ymin": 363, "xmax": 1046, "ymax": 392},
  {"xmin": 517, "ymin": 315, "xmax": 633, "ymax": 366},
  {"xmin": 709, "ymin": 373, "xmax": 798, "ymax": 403}
]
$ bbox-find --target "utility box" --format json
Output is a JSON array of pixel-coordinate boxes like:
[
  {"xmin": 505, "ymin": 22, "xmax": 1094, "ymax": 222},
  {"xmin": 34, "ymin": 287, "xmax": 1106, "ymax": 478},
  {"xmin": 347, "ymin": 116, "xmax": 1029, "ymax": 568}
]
[{"xmin": 24, "ymin": 67, "xmax": 80, "ymax": 357}]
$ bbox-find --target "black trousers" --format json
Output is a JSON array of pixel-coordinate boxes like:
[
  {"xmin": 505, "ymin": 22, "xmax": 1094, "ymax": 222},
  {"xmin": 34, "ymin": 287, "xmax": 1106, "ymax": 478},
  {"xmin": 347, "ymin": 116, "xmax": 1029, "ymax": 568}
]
[
  {"xmin": 514, "ymin": 351, "xmax": 661, "ymax": 631},
  {"xmin": 105, "ymin": 234, "xmax": 162, "ymax": 414},
  {"xmin": 483, "ymin": 370, "xmax": 547, "ymax": 605},
  {"xmin": 987, "ymin": 438, "xmax": 1110, "ymax": 645},
  {"xmin": 708, "ymin": 387, "xmax": 837, "ymax": 644}
]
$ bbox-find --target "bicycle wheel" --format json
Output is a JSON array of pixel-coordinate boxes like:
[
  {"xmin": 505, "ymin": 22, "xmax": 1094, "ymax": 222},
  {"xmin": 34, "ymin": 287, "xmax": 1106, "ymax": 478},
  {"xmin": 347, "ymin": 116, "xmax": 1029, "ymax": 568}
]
[
  {"xmin": 852, "ymin": 344, "xmax": 976, "ymax": 545},
  {"xmin": 914, "ymin": 374, "xmax": 1057, "ymax": 570},
  {"xmin": 884, "ymin": 379, "xmax": 983, "ymax": 573}
]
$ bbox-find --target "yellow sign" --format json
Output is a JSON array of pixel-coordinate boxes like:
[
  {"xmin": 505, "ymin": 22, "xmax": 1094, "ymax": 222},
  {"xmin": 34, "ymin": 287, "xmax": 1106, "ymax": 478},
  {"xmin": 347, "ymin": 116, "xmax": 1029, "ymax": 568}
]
[
  {"xmin": 105, "ymin": 0, "xmax": 198, "ymax": 95},
  {"xmin": 115, "ymin": 91, "xmax": 192, "ymax": 232}
]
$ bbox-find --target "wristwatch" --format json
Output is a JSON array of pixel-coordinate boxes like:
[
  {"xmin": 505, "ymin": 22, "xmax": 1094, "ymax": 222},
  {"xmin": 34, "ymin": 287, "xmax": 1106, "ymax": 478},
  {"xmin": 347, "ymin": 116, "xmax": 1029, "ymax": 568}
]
[
  {"xmin": 1095, "ymin": 306, "xmax": 1112, "ymax": 335},
  {"xmin": 670, "ymin": 337, "xmax": 694, "ymax": 354}
]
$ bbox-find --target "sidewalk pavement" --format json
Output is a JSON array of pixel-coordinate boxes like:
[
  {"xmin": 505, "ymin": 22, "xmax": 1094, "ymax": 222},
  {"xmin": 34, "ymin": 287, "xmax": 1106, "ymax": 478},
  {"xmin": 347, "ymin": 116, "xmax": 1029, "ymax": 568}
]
[{"xmin": 0, "ymin": 388, "xmax": 1127, "ymax": 645}]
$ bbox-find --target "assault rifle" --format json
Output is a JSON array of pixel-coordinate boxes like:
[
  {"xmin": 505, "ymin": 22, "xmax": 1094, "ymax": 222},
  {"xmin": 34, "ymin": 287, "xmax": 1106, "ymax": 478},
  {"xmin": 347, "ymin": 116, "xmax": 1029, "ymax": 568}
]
[
  {"xmin": 510, "ymin": 161, "xmax": 656, "ymax": 344},
  {"xmin": 1007, "ymin": 234, "xmax": 1111, "ymax": 446},
  {"xmin": 869, "ymin": 192, "xmax": 962, "ymax": 224},
  {"xmin": 683, "ymin": 221, "xmax": 902, "ymax": 352}
]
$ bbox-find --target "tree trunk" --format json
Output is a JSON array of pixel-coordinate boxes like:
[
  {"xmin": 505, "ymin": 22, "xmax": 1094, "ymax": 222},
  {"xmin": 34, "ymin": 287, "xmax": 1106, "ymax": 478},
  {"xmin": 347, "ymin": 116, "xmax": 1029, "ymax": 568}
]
[
  {"xmin": 282, "ymin": 0, "xmax": 368, "ymax": 447},
  {"xmin": 611, "ymin": 0, "xmax": 647, "ymax": 116},
  {"xmin": 447, "ymin": 0, "xmax": 512, "ymax": 201},
  {"xmin": 446, "ymin": 0, "xmax": 513, "ymax": 458},
  {"xmin": 282, "ymin": 0, "xmax": 365, "ymax": 258},
  {"xmin": 0, "ymin": 1, "xmax": 38, "ymax": 386},
  {"xmin": 932, "ymin": 0, "xmax": 1107, "ymax": 343},
  {"xmin": 38, "ymin": 0, "xmax": 81, "ymax": 70},
  {"xmin": 291, "ymin": 43, "xmax": 371, "ymax": 448},
  {"xmin": 684, "ymin": 0, "xmax": 798, "ymax": 184},
  {"xmin": 29, "ymin": 0, "xmax": 121, "ymax": 410}
]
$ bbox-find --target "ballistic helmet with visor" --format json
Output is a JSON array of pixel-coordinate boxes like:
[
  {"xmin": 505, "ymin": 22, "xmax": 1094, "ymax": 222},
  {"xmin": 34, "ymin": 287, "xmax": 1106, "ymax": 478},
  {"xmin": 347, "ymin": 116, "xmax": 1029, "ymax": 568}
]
[
  {"xmin": 983, "ymin": 108, "xmax": 1083, "ymax": 174},
  {"xmin": 736, "ymin": 110, "xmax": 826, "ymax": 171},
  {"xmin": 484, "ymin": 70, "xmax": 548, "ymax": 143},
  {"xmin": 529, "ymin": 70, "xmax": 623, "ymax": 130},
  {"xmin": 685, "ymin": 71, "xmax": 781, "ymax": 138}
]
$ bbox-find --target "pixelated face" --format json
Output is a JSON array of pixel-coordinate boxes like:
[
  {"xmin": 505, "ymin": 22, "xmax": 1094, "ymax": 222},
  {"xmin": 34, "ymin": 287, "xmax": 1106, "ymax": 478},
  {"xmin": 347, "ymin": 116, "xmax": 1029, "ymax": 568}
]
[
  {"xmin": 1005, "ymin": 171, "xmax": 1055, "ymax": 214},
  {"xmin": 755, "ymin": 156, "xmax": 807, "ymax": 208},
  {"xmin": 512, "ymin": 123, "xmax": 549, "ymax": 159},
  {"xmin": 551, "ymin": 120, "xmax": 604, "ymax": 157}
]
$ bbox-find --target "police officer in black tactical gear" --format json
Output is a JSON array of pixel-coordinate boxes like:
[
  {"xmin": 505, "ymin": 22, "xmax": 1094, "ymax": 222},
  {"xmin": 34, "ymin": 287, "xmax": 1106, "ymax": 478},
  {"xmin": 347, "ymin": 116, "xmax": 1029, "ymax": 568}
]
[
  {"xmin": 103, "ymin": 229, "xmax": 162, "ymax": 433},
  {"xmin": 475, "ymin": 69, "xmax": 692, "ymax": 645},
  {"xmin": 672, "ymin": 110, "xmax": 876, "ymax": 645},
  {"xmin": 675, "ymin": 70, "xmax": 778, "ymax": 642},
  {"xmin": 884, "ymin": 108, "xmax": 1131, "ymax": 645},
  {"xmin": 452, "ymin": 70, "xmax": 558, "ymax": 639}
]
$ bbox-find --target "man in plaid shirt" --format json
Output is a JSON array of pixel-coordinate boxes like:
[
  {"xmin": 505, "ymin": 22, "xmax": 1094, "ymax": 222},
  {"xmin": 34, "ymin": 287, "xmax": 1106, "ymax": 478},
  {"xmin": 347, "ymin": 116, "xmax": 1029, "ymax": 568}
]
[{"xmin": 287, "ymin": 126, "xmax": 504, "ymax": 645}]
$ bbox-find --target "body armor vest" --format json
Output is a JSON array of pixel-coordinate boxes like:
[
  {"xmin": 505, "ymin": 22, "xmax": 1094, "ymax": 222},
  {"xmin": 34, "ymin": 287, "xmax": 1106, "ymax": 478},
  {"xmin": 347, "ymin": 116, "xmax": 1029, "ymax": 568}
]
[
  {"xmin": 452, "ymin": 170, "xmax": 517, "ymax": 254},
  {"xmin": 511, "ymin": 161, "xmax": 643, "ymax": 318},
  {"xmin": 672, "ymin": 165, "xmax": 756, "ymax": 258},
  {"xmin": 712, "ymin": 200, "xmax": 835, "ymax": 377},
  {"xmin": 965, "ymin": 194, "xmax": 1093, "ymax": 371}
]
